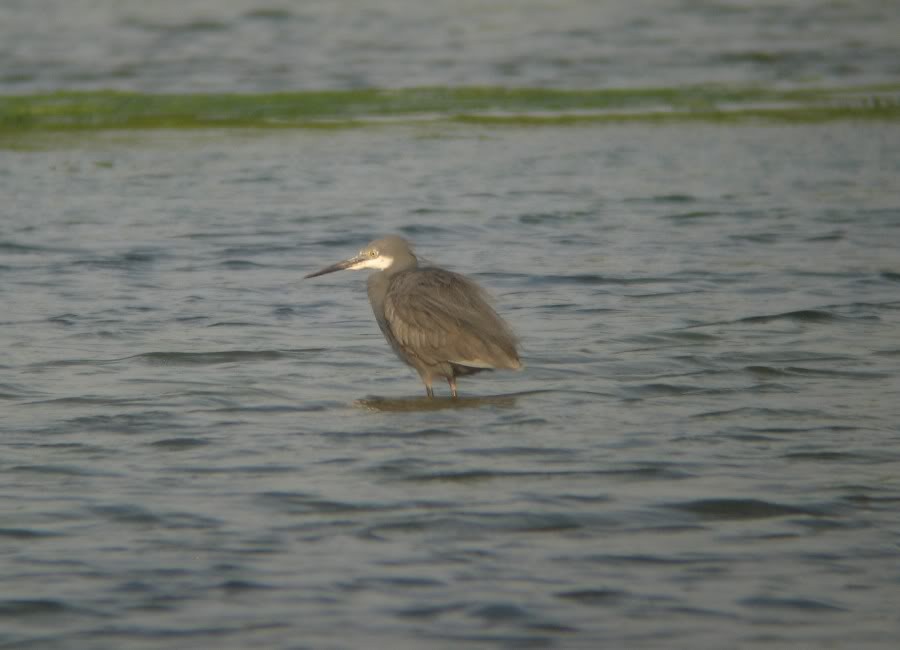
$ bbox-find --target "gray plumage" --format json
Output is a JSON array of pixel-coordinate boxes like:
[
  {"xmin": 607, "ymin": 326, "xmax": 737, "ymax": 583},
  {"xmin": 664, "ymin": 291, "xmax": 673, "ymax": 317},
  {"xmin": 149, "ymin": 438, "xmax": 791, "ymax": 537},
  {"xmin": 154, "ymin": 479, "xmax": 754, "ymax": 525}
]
[{"xmin": 305, "ymin": 235, "xmax": 521, "ymax": 398}]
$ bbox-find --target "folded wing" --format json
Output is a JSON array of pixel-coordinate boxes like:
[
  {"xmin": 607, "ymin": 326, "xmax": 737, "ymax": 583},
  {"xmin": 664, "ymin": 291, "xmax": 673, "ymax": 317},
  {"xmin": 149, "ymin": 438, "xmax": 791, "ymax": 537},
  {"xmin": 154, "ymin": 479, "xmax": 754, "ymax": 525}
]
[{"xmin": 383, "ymin": 268, "xmax": 521, "ymax": 371}]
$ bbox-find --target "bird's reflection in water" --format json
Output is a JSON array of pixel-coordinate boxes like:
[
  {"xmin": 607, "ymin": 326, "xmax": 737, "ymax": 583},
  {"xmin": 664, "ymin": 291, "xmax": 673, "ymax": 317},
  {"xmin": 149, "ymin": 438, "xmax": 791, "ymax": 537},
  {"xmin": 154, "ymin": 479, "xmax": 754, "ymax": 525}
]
[{"xmin": 355, "ymin": 393, "xmax": 519, "ymax": 412}]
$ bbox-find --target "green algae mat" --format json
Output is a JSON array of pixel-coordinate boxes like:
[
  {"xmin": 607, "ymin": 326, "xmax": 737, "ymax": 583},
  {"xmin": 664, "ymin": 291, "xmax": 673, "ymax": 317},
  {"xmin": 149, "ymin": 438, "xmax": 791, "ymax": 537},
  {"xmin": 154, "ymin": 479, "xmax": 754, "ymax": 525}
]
[{"xmin": 1, "ymin": 85, "xmax": 898, "ymax": 132}]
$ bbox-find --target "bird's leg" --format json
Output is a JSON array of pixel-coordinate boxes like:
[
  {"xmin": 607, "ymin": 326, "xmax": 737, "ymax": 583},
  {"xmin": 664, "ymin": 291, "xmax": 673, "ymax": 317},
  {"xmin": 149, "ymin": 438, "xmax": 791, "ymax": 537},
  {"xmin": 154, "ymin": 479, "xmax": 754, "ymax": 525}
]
[
  {"xmin": 425, "ymin": 384, "xmax": 434, "ymax": 398},
  {"xmin": 448, "ymin": 377, "xmax": 458, "ymax": 399}
]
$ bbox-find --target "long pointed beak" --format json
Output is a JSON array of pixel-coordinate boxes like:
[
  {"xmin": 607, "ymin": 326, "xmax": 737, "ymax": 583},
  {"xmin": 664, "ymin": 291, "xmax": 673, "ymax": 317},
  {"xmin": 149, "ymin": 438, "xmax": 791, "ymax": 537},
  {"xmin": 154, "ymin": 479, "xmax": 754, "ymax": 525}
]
[{"xmin": 304, "ymin": 254, "xmax": 365, "ymax": 279}]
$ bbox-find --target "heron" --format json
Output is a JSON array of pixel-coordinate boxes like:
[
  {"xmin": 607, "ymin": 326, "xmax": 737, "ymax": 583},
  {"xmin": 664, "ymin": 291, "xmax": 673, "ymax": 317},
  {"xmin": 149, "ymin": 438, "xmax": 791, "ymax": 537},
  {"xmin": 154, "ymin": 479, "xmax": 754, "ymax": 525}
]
[{"xmin": 305, "ymin": 236, "xmax": 522, "ymax": 398}]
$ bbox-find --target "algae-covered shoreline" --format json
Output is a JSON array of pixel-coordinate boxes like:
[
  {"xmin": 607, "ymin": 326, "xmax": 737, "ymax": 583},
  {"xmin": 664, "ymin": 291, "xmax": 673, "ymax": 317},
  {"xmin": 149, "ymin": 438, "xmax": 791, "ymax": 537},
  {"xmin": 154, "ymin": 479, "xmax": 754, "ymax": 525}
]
[{"xmin": 1, "ymin": 85, "xmax": 898, "ymax": 133}]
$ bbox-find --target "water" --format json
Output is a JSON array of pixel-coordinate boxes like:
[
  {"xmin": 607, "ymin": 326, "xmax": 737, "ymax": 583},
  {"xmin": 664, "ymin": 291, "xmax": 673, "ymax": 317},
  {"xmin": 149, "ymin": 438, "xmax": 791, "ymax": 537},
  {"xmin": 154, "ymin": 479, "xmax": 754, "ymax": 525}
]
[
  {"xmin": 3, "ymin": 1, "xmax": 900, "ymax": 648},
  {"xmin": 2, "ymin": 0, "xmax": 899, "ymax": 93},
  {"xmin": 3, "ymin": 123, "xmax": 899, "ymax": 648}
]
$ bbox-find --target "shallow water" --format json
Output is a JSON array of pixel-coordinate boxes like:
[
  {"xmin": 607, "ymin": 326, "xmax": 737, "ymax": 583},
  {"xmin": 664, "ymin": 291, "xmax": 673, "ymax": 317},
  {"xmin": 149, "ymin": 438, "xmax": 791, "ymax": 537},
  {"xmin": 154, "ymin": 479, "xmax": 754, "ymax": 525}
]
[
  {"xmin": 4, "ymin": 1, "xmax": 900, "ymax": 647},
  {"xmin": 2, "ymin": 123, "xmax": 900, "ymax": 648},
  {"xmin": 2, "ymin": 0, "xmax": 900, "ymax": 93}
]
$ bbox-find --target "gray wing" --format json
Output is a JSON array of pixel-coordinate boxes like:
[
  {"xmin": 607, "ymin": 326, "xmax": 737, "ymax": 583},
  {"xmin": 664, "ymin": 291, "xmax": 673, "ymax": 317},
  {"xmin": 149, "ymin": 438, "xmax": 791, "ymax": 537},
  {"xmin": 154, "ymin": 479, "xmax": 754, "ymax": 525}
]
[{"xmin": 383, "ymin": 268, "xmax": 521, "ymax": 370}]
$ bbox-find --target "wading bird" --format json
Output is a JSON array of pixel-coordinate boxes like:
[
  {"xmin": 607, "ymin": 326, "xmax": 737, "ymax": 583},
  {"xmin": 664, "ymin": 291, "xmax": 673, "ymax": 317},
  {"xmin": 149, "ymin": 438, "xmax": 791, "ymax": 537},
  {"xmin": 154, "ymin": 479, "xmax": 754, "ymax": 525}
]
[{"xmin": 305, "ymin": 236, "xmax": 521, "ymax": 398}]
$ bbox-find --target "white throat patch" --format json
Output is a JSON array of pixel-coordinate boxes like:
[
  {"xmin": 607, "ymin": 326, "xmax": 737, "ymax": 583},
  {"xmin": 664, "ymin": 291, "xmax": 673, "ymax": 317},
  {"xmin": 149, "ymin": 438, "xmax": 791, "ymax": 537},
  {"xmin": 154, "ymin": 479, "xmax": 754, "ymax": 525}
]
[{"xmin": 349, "ymin": 255, "xmax": 394, "ymax": 271}]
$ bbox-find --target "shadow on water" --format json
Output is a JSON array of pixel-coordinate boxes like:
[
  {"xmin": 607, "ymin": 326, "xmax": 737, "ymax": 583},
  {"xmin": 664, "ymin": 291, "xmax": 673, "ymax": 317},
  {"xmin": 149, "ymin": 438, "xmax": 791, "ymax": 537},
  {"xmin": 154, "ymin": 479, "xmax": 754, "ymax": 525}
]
[
  {"xmin": 355, "ymin": 393, "xmax": 519, "ymax": 412},
  {"xmin": 354, "ymin": 389, "xmax": 599, "ymax": 412}
]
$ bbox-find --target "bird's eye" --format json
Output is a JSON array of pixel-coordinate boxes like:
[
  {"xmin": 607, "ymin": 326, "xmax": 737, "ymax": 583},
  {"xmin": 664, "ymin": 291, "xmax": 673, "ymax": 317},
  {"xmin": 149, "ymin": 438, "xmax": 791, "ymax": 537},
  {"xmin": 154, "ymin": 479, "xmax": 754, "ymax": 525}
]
[{"xmin": 369, "ymin": 249, "xmax": 378, "ymax": 258}]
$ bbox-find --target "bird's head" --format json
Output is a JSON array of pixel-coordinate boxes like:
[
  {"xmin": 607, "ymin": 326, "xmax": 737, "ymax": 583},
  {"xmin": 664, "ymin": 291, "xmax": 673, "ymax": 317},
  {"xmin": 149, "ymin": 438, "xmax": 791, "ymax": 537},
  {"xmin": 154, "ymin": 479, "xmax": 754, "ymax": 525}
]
[{"xmin": 305, "ymin": 235, "xmax": 415, "ymax": 279}]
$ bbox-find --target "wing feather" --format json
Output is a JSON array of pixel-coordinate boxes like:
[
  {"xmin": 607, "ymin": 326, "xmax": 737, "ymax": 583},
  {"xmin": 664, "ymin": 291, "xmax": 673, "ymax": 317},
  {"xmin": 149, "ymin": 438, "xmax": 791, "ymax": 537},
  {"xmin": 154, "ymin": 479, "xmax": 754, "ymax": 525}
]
[{"xmin": 383, "ymin": 268, "xmax": 520, "ymax": 370}]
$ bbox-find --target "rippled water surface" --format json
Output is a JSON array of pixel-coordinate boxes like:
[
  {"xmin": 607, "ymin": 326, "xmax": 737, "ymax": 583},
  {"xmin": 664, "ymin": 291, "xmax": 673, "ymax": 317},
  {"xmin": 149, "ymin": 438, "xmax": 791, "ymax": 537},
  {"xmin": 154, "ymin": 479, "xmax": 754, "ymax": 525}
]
[
  {"xmin": 3, "ymin": 122, "xmax": 899, "ymax": 648},
  {"xmin": 3, "ymin": 0, "xmax": 900, "ymax": 647},
  {"xmin": 3, "ymin": 0, "xmax": 900, "ymax": 92}
]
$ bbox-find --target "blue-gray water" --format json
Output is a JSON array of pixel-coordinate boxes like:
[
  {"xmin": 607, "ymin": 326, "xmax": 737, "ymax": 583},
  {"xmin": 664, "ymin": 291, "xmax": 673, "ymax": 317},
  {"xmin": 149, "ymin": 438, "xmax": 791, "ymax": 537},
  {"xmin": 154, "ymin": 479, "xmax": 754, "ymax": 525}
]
[
  {"xmin": 4, "ymin": 1, "xmax": 900, "ymax": 649},
  {"xmin": 3, "ymin": 124, "xmax": 900, "ymax": 649},
  {"xmin": 2, "ymin": 0, "xmax": 900, "ymax": 93}
]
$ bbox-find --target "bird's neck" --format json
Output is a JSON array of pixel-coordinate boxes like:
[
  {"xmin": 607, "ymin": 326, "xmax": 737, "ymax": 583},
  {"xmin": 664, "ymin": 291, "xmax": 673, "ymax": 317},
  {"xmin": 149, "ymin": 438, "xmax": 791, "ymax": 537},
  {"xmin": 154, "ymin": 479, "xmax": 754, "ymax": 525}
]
[{"xmin": 384, "ymin": 255, "xmax": 417, "ymax": 277}]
